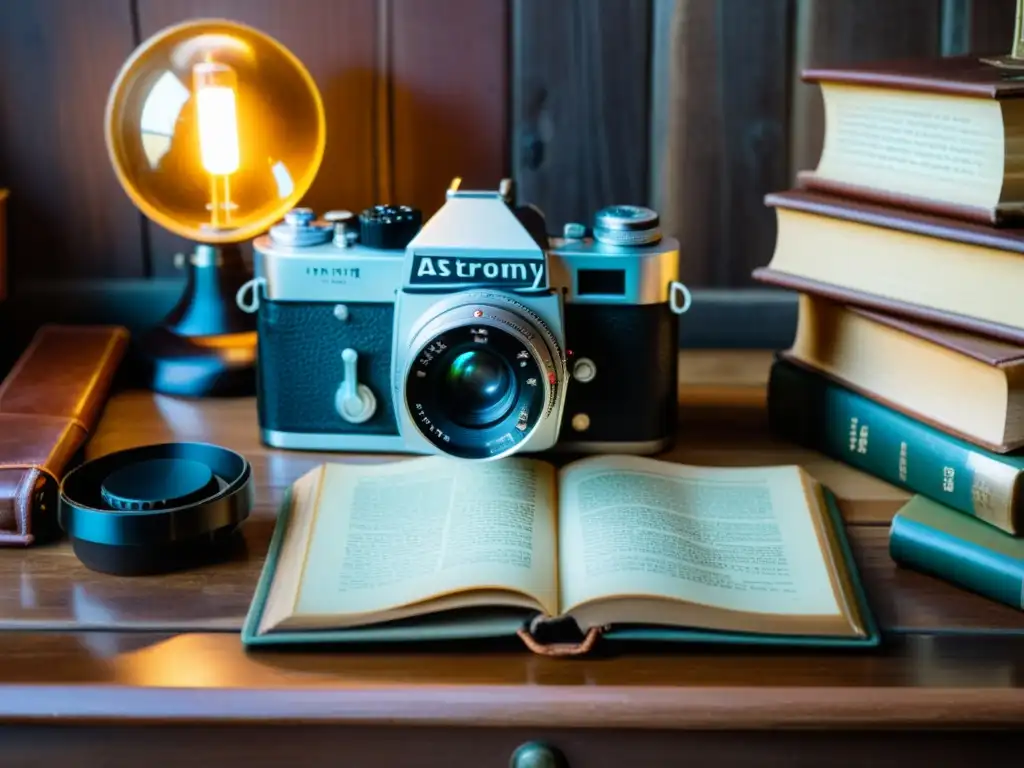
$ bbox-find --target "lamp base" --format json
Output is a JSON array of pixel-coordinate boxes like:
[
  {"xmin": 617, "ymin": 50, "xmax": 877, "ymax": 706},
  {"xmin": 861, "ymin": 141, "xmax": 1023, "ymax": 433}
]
[
  {"xmin": 139, "ymin": 325, "xmax": 256, "ymax": 398},
  {"xmin": 139, "ymin": 243, "xmax": 257, "ymax": 398}
]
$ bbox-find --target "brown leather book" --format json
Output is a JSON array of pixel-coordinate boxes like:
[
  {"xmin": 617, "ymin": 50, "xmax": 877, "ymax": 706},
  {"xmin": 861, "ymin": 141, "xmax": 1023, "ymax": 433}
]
[
  {"xmin": 753, "ymin": 189, "xmax": 1024, "ymax": 344},
  {"xmin": 797, "ymin": 54, "xmax": 1024, "ymax": 225},
  {"xmin": 795, "ymin": 174, "xmax": 1015, "ymax": 226},
  {"xmin": 802, "ymin": 54, "xmax": 1024, "ymax": 98},
  {"xmin": 785, "ymin": 294, "xmax": 1024, "ymax": 452},
  {"xmin": 0, "ymin": 325, "xmax": 128, "ymax": 545},
  {"xmin": 852, "ymin": 307, "xmax": 1024, "ymax": 367}
]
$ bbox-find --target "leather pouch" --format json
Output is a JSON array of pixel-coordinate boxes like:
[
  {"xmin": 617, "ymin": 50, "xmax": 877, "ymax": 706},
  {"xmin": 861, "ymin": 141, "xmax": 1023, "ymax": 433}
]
[{"xmin": 0, "ymin": 324, "xmax": 129, "ymax": 545}]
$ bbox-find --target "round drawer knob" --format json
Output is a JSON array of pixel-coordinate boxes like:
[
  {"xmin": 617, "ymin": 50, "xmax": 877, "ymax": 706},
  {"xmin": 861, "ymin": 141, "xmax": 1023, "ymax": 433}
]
[{"xmin": 509, "ymin": 741, "xmax": 567, "ymax": 768}]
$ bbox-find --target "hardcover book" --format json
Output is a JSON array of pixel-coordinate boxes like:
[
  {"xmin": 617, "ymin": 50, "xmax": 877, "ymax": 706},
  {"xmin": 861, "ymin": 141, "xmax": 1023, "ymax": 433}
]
[
  {"xmin": 797, "ymin": 55, "xmax": 1024, "ymax": 225},
  {"xmin": 242, "ymin": 455, "xmax": 879, "ymax": 654},
  {"xmin": 753, "ymin": 190, "xmax": 1024, "ymax": 343},
  {"xmin": 787, "ymin": 294, "xmax": 1024, "ymax": 452},
  {"xmin": 890, "ymin": 495, "xmax": 1024, "ymax": 611},
  {"xmin": 768, "ymin": 356, "xmax": 1024, "ymax": 535}
]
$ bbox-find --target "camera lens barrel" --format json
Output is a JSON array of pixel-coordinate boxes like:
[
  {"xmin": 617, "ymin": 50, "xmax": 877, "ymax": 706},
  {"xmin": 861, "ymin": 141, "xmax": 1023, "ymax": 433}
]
[{"xmin": 402, "ymin": 294, "xmax": 564, "ymax": 460}]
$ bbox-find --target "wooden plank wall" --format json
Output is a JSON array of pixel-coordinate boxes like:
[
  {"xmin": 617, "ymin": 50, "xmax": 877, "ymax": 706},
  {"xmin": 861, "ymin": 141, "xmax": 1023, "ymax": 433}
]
[
  {"xmin": 512, "ymin": 0, "xmax": 652, "ymax": 235},
  {"xmin": 0, "ymin": 0, "xmax": 144, "ymax": 280},
  {"xmin": 0, "ymin": 0, "xmax": 1018, "ymax": 296},
  {"xmin": 390, "ymin": 0, "xmax": 509, "ymax": 216},
  {"xmin": 654, "ymin": 0, "xmax": 794, "ymax": 287}
]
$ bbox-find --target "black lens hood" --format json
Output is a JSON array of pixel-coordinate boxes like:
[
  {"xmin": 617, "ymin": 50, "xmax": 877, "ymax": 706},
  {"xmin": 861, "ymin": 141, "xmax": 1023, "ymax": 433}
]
[{"xmin": 58, "ymin": 442, "xmax": 253, "ymax": 576}]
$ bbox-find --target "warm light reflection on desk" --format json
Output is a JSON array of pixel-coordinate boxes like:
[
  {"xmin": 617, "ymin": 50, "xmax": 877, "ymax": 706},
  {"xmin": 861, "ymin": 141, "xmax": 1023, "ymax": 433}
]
[
  {"xmin": 108, "ymin": 633, "xmax": 544, "ymax": 688},
  {"xmin": 114, "ymin": 635, "xmax": 243, "ymax": 687}
]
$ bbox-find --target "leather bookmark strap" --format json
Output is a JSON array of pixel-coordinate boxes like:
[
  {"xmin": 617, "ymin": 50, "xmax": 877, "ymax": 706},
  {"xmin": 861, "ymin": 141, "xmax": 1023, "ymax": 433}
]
[{"xmin": 516, "ymin": 618, "xmax": 603, "ymax": 657}]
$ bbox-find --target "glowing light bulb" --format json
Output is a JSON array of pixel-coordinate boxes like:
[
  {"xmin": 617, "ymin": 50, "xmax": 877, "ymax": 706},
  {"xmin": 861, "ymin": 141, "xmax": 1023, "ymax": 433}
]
[
  {"xmin": 193, "ymin": 61, "xmax": 239, "ymax": 175},
  {"xmin": 192, "ymin": 59, "xmax": 240, "ymax": 229},
  {"xmin": 196, "ymin": 87, "xmax": 239, "ymax": 174}
]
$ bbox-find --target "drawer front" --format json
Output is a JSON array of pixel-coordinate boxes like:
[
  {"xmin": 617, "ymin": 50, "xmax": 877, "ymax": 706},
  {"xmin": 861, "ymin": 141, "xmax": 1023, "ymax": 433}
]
[{"xmin": 3, "ymin": 725, "xmax": 1023, "ymax": 767}]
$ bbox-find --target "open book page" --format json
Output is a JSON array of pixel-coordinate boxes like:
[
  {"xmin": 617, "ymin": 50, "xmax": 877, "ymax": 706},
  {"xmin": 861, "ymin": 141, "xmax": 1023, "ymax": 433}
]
[
  {"xmin": 556, "ymin": 456, "xmax": 859, "ymax": 636},
  {"xmin": 259, "ymin": 464, "xmax": 324, "ymax": 633},
  {"xmin": 263, "ymin": 456, "xmax": 559, "ymax": 632}
]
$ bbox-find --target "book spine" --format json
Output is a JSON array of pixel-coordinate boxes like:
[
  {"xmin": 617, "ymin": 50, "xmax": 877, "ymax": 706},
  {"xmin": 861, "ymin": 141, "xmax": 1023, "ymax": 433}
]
[
  {"xmin": 768, "ymin": 359, "xmax": 1023, "ymax": 533},
  {"xmin": 889, "ymin": 514, "xmax": 1024, "ymax": 610}
]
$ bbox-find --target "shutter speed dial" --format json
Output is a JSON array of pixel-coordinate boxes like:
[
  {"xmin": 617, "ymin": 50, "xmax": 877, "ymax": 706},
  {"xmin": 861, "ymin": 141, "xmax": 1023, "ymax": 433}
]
[{"xmin": 335, "ymin": 348, "xmax": 377, "ymax": 424}]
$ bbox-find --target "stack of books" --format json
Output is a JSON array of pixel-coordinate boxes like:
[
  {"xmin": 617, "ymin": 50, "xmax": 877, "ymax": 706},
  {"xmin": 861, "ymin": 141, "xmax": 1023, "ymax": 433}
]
[{"xmin": 756, "ymin": 55, "xmax": 1024, "ymax": 609}]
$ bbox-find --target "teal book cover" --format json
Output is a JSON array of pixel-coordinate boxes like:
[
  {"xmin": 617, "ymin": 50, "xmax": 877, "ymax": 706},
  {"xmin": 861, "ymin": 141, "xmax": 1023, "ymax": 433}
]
[
  {"xmin": 241, "ymin": 474, "xmax": 880, "ymax": 653},
  {"xmin": 768, "ymin": 356, "xmax": 1024, "ymax": 534},
  {"xmin": 890, "ymin": 495, "xmax": 1024, "ymax": 610}
]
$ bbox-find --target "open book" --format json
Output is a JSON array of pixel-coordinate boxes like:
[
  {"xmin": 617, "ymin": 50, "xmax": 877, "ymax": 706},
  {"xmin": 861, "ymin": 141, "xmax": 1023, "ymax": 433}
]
[{"xmin": 242, "ymin": 455, "xmax": 879, "ymax": 654}]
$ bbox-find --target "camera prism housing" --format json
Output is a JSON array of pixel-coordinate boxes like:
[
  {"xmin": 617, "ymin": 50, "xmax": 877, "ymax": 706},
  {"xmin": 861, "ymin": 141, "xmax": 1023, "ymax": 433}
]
[{"xmin": 245, "ymin": 179, "xmax": 690, "ymax": 460}]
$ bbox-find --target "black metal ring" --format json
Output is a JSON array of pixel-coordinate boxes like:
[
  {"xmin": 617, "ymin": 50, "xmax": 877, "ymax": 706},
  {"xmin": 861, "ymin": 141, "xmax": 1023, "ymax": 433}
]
[{"xmin": 58, "ymin": 442, "xmax": 253, "ymax": 576}]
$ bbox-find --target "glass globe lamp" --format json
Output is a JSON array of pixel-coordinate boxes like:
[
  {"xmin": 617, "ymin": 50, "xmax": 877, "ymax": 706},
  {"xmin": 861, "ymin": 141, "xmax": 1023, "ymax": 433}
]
[{"xmin": 105, "ymin": 18, "xmax": 325, "ymax": 396}]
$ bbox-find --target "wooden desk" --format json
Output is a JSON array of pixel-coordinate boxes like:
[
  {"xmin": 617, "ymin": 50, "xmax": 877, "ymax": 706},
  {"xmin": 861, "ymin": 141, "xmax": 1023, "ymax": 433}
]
[{"xmin": 2, "ymin": 350, "xmax": 1024, "ymax": 767}]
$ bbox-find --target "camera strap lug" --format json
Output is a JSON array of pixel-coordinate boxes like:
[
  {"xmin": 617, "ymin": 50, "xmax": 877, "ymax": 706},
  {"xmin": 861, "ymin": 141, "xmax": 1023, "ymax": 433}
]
[
  {"xmin": 669, "ymin": 281, "xmax": 692, "ymax": 315},
  {"xmin": 236, "ymin": 277, "xmax": 266, "ymax": 314}
]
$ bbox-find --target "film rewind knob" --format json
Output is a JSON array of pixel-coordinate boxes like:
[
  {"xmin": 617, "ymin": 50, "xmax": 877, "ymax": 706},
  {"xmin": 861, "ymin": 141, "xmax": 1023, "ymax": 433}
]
[{"xmin": 336, "ymin": 348, "xmax": 377, "ymax": 424}]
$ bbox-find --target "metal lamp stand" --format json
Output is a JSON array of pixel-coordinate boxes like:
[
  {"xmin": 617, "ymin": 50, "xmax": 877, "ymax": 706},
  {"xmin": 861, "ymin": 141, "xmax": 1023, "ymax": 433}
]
[{"xmin": 138, "ymin": 243, "xmax": 257, "ymax": 397}]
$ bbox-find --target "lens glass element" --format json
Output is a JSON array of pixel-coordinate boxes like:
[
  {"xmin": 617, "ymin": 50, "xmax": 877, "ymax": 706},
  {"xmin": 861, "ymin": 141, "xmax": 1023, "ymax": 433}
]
[{"xmin": 439, "ymin": 348, "xmax": 518, "ymax": 428}]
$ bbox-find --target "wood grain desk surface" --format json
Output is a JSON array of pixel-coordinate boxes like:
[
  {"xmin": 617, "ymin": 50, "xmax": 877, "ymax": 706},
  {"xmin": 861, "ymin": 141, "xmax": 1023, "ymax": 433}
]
[{"xmin": 3, "ymin": 350, "xmax": 1024, "ymax": 731}]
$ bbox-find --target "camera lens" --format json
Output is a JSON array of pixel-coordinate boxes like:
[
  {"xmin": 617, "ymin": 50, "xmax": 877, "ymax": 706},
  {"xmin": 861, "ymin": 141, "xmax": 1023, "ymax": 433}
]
[
  {"xmin": 403, "ymin": 294, "xmax": 565, "ymax": 460},
  {"xmin": 438, "ymin": 348, "xmax": 518, "ymax": 428}
]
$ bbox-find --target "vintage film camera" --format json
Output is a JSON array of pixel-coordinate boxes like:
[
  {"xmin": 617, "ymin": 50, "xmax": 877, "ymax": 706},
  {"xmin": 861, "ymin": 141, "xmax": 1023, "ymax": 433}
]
[{"xmin": 240, "ymin": 178, "xmax": 690, "ymax": 460}]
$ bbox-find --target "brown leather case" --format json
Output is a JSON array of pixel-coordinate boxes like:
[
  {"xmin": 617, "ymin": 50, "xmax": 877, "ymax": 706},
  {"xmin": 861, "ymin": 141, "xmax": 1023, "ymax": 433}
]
[
  {"xmin": 0, "ymin": 325, "xmax": 129, "ymax": 545},
  {"xmin": 801, "ymin": 53, "xmax": 1024, "ymax": 99}
]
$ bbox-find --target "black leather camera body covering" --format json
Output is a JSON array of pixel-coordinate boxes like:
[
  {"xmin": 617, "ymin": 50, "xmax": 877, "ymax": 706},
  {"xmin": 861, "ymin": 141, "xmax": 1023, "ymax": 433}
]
[
  {"xmin": 560, "ymin": 302, "xmax": 679, "ymax": 447},
  {"xmin": 257, "ymin": 300, "xmax": 399, "ymax": 438}
]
